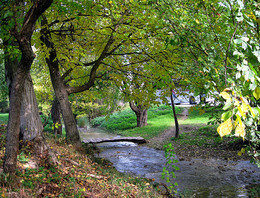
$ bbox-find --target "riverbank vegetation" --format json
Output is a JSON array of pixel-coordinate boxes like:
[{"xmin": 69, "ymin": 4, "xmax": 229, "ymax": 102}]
[
  {"xmin": 91, "ymin": 105, "xmax": 182, "ymax": 139},
  {"xmin": 0, "ymin": 124, "xmax": 161, "ymax": 197},
  {"xmin": 92, "ymin": 105, "xmax": 250, "ymax": 161},
  {"xmin": 91, "ymin": 105, "xmax": 212, "ymax": 138}
]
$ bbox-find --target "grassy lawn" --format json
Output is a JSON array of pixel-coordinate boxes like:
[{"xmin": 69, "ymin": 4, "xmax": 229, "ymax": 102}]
[
  {"xmin": 180, "ymin": 108, "xmax": 212, "ymax": 125},
  {"xmin": 91, "ymin": 105, "xmax": 213, "ymax": 140},
  {"xmin": 0, "ymin": 113, "xmax": 8, "ymax": 125}
]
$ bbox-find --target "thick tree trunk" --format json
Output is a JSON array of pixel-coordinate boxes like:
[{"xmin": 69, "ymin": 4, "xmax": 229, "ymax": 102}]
[
  {"xmin": 3, "ymin": 0, "xmax": 53, "ymax": 175},
  {"xmin": 40, "ymin": 19, "xmax": 82, "ymax": 148},
  {"xmin": 170, "ymin": 90, "xmax": 179, "ymax": 138},
  {"xmin": 51, "ymin": 97, "xmax": 62, "ymax": 135},
  {"xmin": 129, "ymin": 102, "xmax": 148, "ymax": 127},
  {"xmin": 44, "ymin": 48, "xmax": 81, "ymax": 147},
  {"xmin": 136, "ymin": 110, "xmax": 148, "ymax": 127},
  {"xmin": 20, "ymin": 74, "xmax": 43, "ymax": 140},
  {"xmin": 48, "ymin": 65, "xmax": 81, "ymax": 148},
  {"xmin": 4, "ymin": 67, "xmax": 28, "ymax": 174}
]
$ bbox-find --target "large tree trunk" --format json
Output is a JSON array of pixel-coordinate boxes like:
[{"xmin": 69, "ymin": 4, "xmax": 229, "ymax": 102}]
[
  {"xmin": 129, "ymin": 102, "xmax": 148, "ymax": 127},
  {"xmin": 40, "ymin": 19, "xmax": 82, "ymax": 148},
  {"xmin": 20, "ymin": 74, "xmax": 43, "ymax": 140},
  {"xmin": 47, "ymin": 60, "xmax": 81, "ymax": 148},
  {"xmin": 3, "ymin": 0, "xmax": 53, "ymax": 175},
  {"xmin": 4, "ymin": 67, "xmax": 28, "ymax": 174},
  {"xmin": 4, "ymin": 44, "xmax": 43, "ymax": 141},
  {"xmin": 51, "ymin": 97, "xmax": 62, "ymax": 135}
]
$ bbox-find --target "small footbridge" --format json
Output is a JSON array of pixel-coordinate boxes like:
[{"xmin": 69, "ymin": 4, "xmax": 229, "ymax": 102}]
[{"xmin": 82, "ymin": 136, "xmax": 147, "ymax": 144}]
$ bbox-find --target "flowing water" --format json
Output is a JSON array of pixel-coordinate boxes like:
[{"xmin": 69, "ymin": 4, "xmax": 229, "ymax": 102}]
[{"xmin": 80, "ymin": 128, "xmax": 260, "ymax": 197}]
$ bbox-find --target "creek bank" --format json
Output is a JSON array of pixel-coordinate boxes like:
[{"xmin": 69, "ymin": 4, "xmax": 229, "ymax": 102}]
[
  {"xmin": 97, "ymin": 146, "xmax": 260, "ymax": 197},
  {"xmin": 79, "ymin": 127, "xmax": 260, "ymax": 197}
]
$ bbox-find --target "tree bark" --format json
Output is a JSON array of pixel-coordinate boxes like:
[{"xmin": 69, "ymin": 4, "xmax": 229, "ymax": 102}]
[
  {"xmin": 3, "ymin": 0, "xmax": 53, "ymax": 175},
  {"xmin": 129, "ymin": 102, "xmax": 148, "ymax": 127},
  {"xmin": 170, "ymin": 89, "xmax": 179, "ymax": 138},
  {"xmin": 20, "ymin": 74, "xmax": 43, "ymax": 140},
  {"xmin": 4, "ymin": 67, "xmax": 28, "ymax": 174},
  {"xmin": 48, "ymin": 61, "xmax": 81, "ymax": 148},
  {"xmin": 40, "ymin": 18, "xmax": 81, "ymax": 148},
  {"xmin": 51, "ymin": 97, "xmax": 62, "ymax": 135},
  {"xmin": 41, "ymin": 37, "xmax": 81, "ymax": 147}
]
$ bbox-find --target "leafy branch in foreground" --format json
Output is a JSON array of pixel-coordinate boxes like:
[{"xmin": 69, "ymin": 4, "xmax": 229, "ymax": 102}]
[
  {"xmin": 217, "ymin": 0, "xmax": 260, "ymax": 167},
  {"xmin": 162, "ymin": 143, "xmax": 179, "ymax": 196}
]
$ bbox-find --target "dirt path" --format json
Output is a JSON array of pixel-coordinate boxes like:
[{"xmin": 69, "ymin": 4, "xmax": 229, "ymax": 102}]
[{"xmin": 146, "ymin": 107, "xmax": 200, "ymax": 149}]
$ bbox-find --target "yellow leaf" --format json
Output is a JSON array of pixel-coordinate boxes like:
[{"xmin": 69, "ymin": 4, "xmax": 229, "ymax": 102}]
[
  {"xmin": 234, "ymin": 99, "xmax": 240, "ymax": 106},
  {"xmin": 248, "ymin": 104, "xmax": 256, "ymax": 118},
  {"xmin": 238, "ymin": 102, "xmax": 248, "ymax": 118},
  {"xmin": 220, "ymin": 91, "xmax": 231, "ymax": 101},
  {"xmin": 253, "ymin": 87, "xmax": 260, "ymax": 100},
  {"xmin": 195, "ymin": 19, "xmax": 200, "ymax": 24},
  {"xmin": 235, "ymin": 123, "xmax": 246, "ymax": 139},
  {"xmin": 236, "ymin": 115, "xmax": 243, "ymax": 126},
  {"xmin": 217, "ymin": 118, "xmax": 233, "ymax": 137}
]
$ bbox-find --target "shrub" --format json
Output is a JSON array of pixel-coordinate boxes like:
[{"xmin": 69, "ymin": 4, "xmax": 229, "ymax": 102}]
[
  {"xmin": 77, "ymin": 116, "xmax": 89, "ymax": 128},
  {"xmin": 90, "ymin": 116, "xmax": 106, "ymax": 127}
]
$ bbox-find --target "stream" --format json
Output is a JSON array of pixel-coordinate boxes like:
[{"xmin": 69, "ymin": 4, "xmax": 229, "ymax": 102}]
[{"xmin": 79, "ymin": 128, "xmax": 260, "ymax": 197}]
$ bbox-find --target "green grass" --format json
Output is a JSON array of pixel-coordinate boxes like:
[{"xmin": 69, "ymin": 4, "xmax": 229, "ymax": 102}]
[
  {"xmin": 91, "ymin": 105, "xmax": 182, "ymax": 139},
  {"xmin": 0, "ymin": 113, "xmax": 8, "ymax": 125},
  {"xmin": 180, "ymin": 108, "xmax": 212, "ymax": 125},
  {"xmin": 172, "ymin": 125, "xmax": 221, "ymax": 147},
  {"xmin": 91, "ymin": 105, "xmax": 215, "ymax": 140}
]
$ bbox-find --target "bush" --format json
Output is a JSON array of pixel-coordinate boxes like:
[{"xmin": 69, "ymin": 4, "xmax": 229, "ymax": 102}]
[
  {"xmin": 40, "ymin": 113, "xmax": 53, "ymax": 132},
  {"xmin": 91, "ymin": 116, "xmax": 106, "ymax": 127},
  {"xmin": 0, "ymin": 101, "xmax": 8, "ymax": 113},
  {"xmin": 77, "ymin": 116, "xmax": 89, "ymax": 128}
]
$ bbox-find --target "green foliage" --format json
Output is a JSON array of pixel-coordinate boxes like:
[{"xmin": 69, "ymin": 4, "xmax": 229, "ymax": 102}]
[
  {"xmin": 90, "ymin": 116, "xmax": 106, "ymax": 127},
  {"xmin": 162, "ymin": 143, "xmax": 179, "ymax": 196},
  {"xmin": 40, "ymin": 113, "xmax": 53, "ymax": 132},
  {"xmin": 77, "ymin": 115, "xmax": 89, "ymax": 128},
  {"xmin": 92, "ymin": 108, "xmax": 137, "ymax": 131},
  {"xmin": 0, "ymin": 61, "xmax": 8, "ymax": 112},
  {"xmin": 91, "ymin": 105, "xmax": 180, "ymax": 132},
  {"xmin": 215, "ymin": 0, "xmax": 260, "ymax": 167},
  {"xmin": 17, "ymin": 152, "xmax": 29, "ymax": 164},
  {"xmin": 247, "ymin": 184, "xmax": 260, "ymax": 198},
  {"xmin": 91, "ymin": 105, "xmax": 181, "ymax": 139}
]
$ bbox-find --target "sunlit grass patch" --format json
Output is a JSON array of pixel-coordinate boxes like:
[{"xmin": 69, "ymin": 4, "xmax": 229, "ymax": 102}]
[
  {"xmin": 0, "ymin": 113, "xmax": 8, "ymax": 125},
  {"xmin": 117, "ymin": 112, "xmax": 177, "ymax": 139},
  {"xmin": 91, "ymin": 105, "xmax": 182, "ymax": 139}
]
